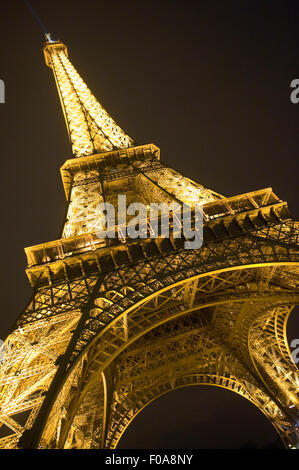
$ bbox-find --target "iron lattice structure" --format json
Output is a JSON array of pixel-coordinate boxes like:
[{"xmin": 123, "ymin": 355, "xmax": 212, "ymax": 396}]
[{"xmin": 0, "ymin": 39, "xmax": 298, "ymax": 449}]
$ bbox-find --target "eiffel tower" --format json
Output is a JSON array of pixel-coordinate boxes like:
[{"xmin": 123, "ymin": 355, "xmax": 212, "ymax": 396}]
[{"xmin": 0, "ymin": 35, "xmax": 298, "ymax": 449}]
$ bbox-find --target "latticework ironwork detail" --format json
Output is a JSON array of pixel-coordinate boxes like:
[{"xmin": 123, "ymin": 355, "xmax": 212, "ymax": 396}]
[
  {"xmin": 0, "ymin": 39, "xmax": 298, "ymax": 450},
  {"xmin": 44, "ymin": 41, "xmax": 134, "ymax": 157}
]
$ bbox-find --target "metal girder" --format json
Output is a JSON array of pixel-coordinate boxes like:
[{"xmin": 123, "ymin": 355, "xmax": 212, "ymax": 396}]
[
  {"xmin": 0, "ymin": 39, "xmax": 298, "ymax": 450},
  {"xmin": 30, "ymin": 262, "xmax": 298, "ymax": 449}
]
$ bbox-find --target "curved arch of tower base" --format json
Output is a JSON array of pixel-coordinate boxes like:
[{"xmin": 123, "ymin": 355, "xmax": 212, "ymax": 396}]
[
  {"xmin": 39, "ymin": 260, "xmax": 299, "ymax": 448},
  {"xmin": 0, "ymin": 223, "xmax": 298, "ymax": 449}
]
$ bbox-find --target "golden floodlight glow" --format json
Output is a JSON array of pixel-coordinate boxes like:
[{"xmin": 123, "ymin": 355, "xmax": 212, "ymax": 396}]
[{"xmin": 0, "ymin": 37, "xmax": 297, "ymax": 450}]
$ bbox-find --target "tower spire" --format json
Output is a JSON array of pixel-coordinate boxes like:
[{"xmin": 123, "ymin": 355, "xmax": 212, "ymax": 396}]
[{"xmin": 43, "ymin": 39, "xmax": 134, "ymax": 157}]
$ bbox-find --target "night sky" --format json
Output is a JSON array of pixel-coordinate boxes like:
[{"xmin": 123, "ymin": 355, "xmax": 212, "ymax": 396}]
[{"xmin": 0, "ymin": 0, "xmax": 298, "ymax": 448}]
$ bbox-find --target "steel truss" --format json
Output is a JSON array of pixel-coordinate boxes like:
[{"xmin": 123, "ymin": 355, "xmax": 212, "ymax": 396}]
[{"xmin": 0, "ymin": 39, "xmax": 298, "ymax": 450}]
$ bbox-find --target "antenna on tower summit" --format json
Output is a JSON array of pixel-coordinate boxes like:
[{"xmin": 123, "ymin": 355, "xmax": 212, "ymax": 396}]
[{"xmin": 45, "ymin": 32, "xmax": 54, "ymax": 43}]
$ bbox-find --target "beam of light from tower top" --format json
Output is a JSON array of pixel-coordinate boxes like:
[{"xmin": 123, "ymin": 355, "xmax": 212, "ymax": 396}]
[{"xmin": 24, "ymin": 0, "xmax": 48, "ymax": 34}]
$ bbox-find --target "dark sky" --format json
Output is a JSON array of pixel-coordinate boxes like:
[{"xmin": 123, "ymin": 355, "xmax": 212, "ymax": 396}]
[
  {"xmin": 0, "ymin": 0, "xmax": 298, "ymax": 448},
  {"xmin": 118, "ymin": 386, "xmax": 281, "ymax": 449}
]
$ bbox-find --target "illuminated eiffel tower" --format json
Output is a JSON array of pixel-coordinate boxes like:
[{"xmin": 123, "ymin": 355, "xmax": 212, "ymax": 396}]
[{"xmin": 0, "ymin": 35, "xmax": 298, "ymax": 449}]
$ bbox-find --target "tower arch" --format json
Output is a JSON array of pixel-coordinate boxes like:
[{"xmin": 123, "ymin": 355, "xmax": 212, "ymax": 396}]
[{"xmin": 37, "ymin": 262, "xmax": 298, "ymax": 449}]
